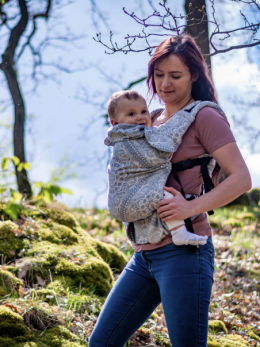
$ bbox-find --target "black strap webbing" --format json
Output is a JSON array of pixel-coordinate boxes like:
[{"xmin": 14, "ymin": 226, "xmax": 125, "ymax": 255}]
[
  {"xmin": 172, "ymin": 166, "xmax": 195, "ymax": 234},
  {"xmin": 172, "ymin": 156, "xmax": 215, "ymax": 221}
]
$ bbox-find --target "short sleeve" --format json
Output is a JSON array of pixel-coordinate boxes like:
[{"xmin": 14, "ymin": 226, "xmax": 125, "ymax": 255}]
[{"xmin": 195, "ymin": 106, "xmax": 236, "ymax": 155}]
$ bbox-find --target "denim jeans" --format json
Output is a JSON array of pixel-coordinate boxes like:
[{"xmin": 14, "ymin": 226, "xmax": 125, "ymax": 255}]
[{"xmin": 89, "ymin": 237, "xmax": 214, "ymax": 347}]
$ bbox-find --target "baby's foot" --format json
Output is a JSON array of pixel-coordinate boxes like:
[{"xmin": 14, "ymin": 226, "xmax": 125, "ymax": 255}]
[{"xmin": 171, "ymin": 225, "xmax": 208, "ymax": 246}]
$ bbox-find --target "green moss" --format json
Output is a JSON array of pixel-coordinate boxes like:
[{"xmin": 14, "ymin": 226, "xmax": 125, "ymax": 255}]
[
  {"xmin": 15, "ymin": 343, "xmax": 45, "ymax": 347},
  {"xmin": 237, "ymin": 212, "xmax": 256, "ymax": 222},
  {"xmin": 1, "ymin": 203, "xmax": 129, "ymax": 298},
  {"xmin": 40, "ymin": 209, "xmax": 79, "ymax": 230},
  {"xmin": 91, "ymin": 239, "xmax": 127, "ymax": 272},
  {"xmin": 32, "ymin": 289, "xmax": 57, "ymax": 304},
  {"xmin": 46, "ymin": 280, "xmax": 65, "ymax": 294},
  {"xmin": 37, "ymin": 222, "xmax": 79, "ymax": 245},
  {"xmin": 209, "ymin": 215, "xmax": 224, "ymax": 229},
  {"xmin": 0, "ymin": 221, "xmax": 27, "ymax": 260},
  {"xmin": 15, "ymin": 254, "xmax": 57, "ymax": 284},
  {"xmin": 0, "ymin": 268, "xmax": 23, "ymax": 297},
  {"xmin": 149, "ymin": 311, "xmax": 159, "ymax": 320},
  {"xmin": 207, "ymin": 335, "xmax": 222, "ymax": 347},
  {"xmin": 223, "ymin": 218, "xmax": 244, "ymax": 228},
  {"xmin": 54, "ymin": 256, "xmax": 113, "ymax": 295},
  {"xmin": 247, "ymin": 329, "xmax": 260, "ymax": 342},
  {"xmin": 0, "ymin": 306, "xmax": 34, "ymax": 343},
  {"xmin": 208, "ymin": 334, "xmax": 249, "ymax": 347},
  {"xmin": 208, "ymin": 320, "xmax": 228, "ymax": 334},
  {"xmin": 6, "ymin": 326, "xmax": 85, "ymax": 347},
  {"xmin": 0, "ymin": 203, "xmax": 12, "ymax": 221},
  {"xmin": 39, "ymin": 326, "xmax": 84, "ymax": 347}
]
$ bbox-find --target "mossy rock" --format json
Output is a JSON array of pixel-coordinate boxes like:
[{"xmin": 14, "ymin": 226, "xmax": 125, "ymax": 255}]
[
  {"xmin": 0, "ymin": 221, "xmax": 27, "ymax": 260},
  {"xmin": 237, "ymin": 212, "xmax": 256, "ymax": 222},
  {"xmin": 38, "ymin": 325, "xmax": 85, "ymax": 347},
  {"xmin": 247, "ymin": 328, "xmax": 260, "ymax": 342},
  {"xmin": 54, "ymin": 257, "xmax": 113, "ymax": 295},
  {"xmin": 0, "ymin": 268, "xmax": 23, "ymax": 297},
  {"xmin": 208, "ymin": 333, "xmax": 249, "ymax": 347},
  {"xmin": 1, "ymin": 202, "xmax": 128, "ymax": 298},
  {"xmin": 6, "ymin": 326, "xmax": 85, "ymax": 347},
  {"xmin": 0, "ymin": 306, "xmax": 34, "ymax": 343},
  {"xmin": 208, "ymin": 320, "xmax": 228, "ymax": 334},
  {"xmin": 37, "ymin": 222, "xmax": 79, "ymax": 245},
  {"xmin": 222, "ymin": 218, "xmax": 244, "ymax": 228},
  {"xmin": 16, "ymin": 248, "xmax": 114, "ymax": 296},
  {"xmin": 91, "ymin": 239, "xmax": 128, "ymax": 272},
  {"xmin": 38, "ymin": 208, "xmax": 79, "ymax": 230}
]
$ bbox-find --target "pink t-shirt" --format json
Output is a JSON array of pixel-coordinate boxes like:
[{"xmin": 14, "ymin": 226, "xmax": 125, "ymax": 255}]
[{"xmin": 133, "ymin": 106, "xmax": 236, "ymax": 252}]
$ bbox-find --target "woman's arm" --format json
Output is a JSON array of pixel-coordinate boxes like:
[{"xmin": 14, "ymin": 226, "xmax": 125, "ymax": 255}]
[{"xmin": 157, "ymin": 142, "xmax": 252, "ymax": 222}]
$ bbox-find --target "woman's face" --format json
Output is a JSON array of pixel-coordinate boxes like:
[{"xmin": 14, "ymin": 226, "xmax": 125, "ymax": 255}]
[{"xmin": 154, "ymin": 54, "xmax": 196, "ymax": 105}]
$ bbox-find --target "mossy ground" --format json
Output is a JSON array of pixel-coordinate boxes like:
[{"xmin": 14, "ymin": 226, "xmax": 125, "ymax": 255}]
[
  {"xmin": 0, "ymin": 200, "xmax": 260, "ymax": 346},
  {"xmin": 0, "ymin": 202, "xmax": 128, "ymax": 346}
]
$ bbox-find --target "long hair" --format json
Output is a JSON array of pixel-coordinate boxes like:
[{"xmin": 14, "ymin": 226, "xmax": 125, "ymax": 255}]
[{"xmin": 147, "ymin": 34, "xmax": 217, "ymax": 103}]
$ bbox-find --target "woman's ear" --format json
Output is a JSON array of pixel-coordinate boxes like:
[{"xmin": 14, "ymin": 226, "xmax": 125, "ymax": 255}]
[
  {"xmin": 192, "ymin": 73, "xmax": 199, "ymax": 82},
  {"xmin": 110, "ymin": 118, "xmax": 118, "ymax": 126}
]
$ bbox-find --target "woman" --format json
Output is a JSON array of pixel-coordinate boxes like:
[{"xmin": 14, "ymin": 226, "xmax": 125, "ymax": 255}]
[{"xmin": 89, "ymin": 34, "xmax": 251, "ymax": 347}]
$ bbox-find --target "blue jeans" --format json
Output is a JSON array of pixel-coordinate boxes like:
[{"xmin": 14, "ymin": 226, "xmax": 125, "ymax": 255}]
[{"xmin": 89, "ymin": 237, "xmax": 214, "ymax": 347}]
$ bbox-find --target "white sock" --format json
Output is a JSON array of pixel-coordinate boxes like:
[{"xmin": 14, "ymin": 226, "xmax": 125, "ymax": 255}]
[{"xmin": 171, "ymin": 225, "xmax": 208, "ymax": 246}]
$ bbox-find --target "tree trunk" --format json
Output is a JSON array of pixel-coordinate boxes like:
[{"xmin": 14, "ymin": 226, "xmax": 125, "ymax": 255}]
[
  {"xmin": 0, "ymin": 0, "xmax": 32, "ymax": 197},
  {"xmin": 184, "ymin": 0, "xmax": 212, "ymax": 74},
  {"xmin": 1, "ymin": 54, "xmax": 32, "ymax": 197}
]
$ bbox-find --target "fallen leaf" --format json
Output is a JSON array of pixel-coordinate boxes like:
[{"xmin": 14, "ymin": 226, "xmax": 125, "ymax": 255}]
[
  {"xmin": 4, "ymin": 304, "xmax": 22, "ymax": 314},
  {"xmin": 52, "ymin": 306, "xmax": 59, "ymax": 314},
  {"xmin": 36, "ymin": 276, "xmax": 46, "ymax": 286},
  {"xmin": 18, "ymin": 264, "xmax": 29, "ymax": 279},
  {"xmin": 19, "ymin": 285, "xmax": 25, "ymax": 296},
  {"xmin": 11, "ymin": 229, "xmax": 24, "ymax": 237}
]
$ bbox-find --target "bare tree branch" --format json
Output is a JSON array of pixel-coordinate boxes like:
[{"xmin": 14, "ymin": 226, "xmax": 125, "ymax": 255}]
[{"xmin": 93, "ymin": 0, "xmax": 260, "ymax": 58}]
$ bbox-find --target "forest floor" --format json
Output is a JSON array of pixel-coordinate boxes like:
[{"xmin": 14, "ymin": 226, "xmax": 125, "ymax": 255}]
[
  {"xmin": 1, "ymin": 203, "xmax": 260, "ymax": 346},
  {"xmin": 71, "ymin": 204, "xmax": 260, "ymax": 346}
]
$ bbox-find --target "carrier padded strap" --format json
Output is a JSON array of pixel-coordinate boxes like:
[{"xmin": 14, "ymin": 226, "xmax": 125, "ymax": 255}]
[
  {"xmin": 172, "ymin": 157, "xmax": 215, "ymax": 217},
  {"xmin": 172, "ymin": 166, "xmax": 195, "ymax": 234},
  {"xmin": 201, "ymin": 157, "xmax": 214, "ymax": 216},
  {"xmin": 173, "ymin": 157, "xmax": 208, "ymax": 172}
]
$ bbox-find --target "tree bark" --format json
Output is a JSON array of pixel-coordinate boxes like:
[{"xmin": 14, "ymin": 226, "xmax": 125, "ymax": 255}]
[
  {"xmin": 0, "ymin": 0, "xmax": 32, "ymax": 197},
  {"xmin": 184, "ymin": 0, "xmax": 212, "ymax": 74}
]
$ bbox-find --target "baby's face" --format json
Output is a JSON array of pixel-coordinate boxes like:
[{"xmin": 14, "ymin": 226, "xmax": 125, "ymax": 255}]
[{"xmin": 111, "ymin": 98, "xmax": 151, "ymax": 127}]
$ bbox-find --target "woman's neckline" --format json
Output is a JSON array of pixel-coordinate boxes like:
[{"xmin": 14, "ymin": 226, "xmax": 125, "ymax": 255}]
[{"xmin": 152, "ymin": 100, "xmax": 197, "ymax": 126}]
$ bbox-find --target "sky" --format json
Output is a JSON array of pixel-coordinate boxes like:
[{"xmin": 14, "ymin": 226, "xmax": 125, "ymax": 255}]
[{"xmin": 0, "ymin": 0, "xmax": 260, "ymax": 208}]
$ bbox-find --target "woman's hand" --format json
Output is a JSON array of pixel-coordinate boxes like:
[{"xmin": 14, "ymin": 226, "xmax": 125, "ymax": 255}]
[{"xmin": 157, "ymin": 186, "xmax": 192, "ymax": 221}]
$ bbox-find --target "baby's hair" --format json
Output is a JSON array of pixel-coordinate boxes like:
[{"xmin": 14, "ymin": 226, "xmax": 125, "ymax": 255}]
[{"xmin": 107, "ymin": 90, "xmax": 145, "ymax": 120}]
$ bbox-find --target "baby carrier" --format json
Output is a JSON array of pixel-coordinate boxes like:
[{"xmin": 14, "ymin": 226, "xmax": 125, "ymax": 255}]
[
  {"xmin": 105, "ymin": 101, "xmax": 227, "ymax": 244},
  {"xmin": 151, "ymin": 104, "xmax": 226, "ymax": 235}
]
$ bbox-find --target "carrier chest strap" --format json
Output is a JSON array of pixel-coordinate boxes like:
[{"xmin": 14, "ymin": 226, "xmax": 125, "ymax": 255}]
[{"xmin": 172, "ymin": 157, "xmax": 214, "ymax": 222}]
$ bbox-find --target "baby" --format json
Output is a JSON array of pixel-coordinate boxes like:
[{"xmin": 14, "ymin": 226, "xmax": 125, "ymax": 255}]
[{"xmin": 106, "ymin": 90, "xmax": 207, "ymax": 246}]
